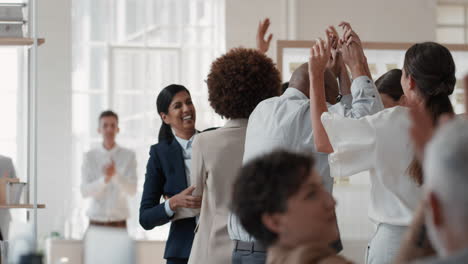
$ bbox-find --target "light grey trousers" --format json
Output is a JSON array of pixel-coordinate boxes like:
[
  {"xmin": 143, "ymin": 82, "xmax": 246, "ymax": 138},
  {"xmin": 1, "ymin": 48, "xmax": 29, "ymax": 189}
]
[{"xmin": 366, "ymin": 223, "xmax": 408, "ymax": 264}]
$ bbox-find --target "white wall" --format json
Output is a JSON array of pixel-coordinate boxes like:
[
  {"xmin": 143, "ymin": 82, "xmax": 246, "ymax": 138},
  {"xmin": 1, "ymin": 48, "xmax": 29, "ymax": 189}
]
[
  {"xmin": 36, "ymin": 0, "xmax": 72, "ymax": 243},
  {"xmin": 226, "ymin": 0, "xmax": 438, "ymax": 62},
  {"xmin": 225, "ymin": 0, "xmax": 289, "ymax": 59},
  {"xmin": 296, "ymin": 0, "xmax": 437, "ymax": 42}
]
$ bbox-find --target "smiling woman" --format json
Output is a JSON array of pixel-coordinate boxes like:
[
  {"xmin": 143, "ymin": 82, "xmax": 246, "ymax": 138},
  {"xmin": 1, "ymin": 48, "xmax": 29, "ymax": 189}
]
[
  {"xmin": 139, "ymin": 84, "xmax": 202, "ymax": 264},
  {"xmin": 157, "ymin": 84, "xmax": 197, "ymax": 142}
]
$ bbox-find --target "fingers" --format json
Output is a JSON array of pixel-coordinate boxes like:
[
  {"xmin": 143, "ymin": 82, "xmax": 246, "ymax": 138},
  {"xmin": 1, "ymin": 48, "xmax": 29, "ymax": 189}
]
[
  {"xmin": 182, "ymin": 185, "xmax": 196, "ymax": 195},
  {"xmin": 267, "ymin": 33, "xmax": 273, "ymax": 44},
  {"xmin": 258, "ymin": 18, "xmax": 270, "ymax": 36},
  {"xmin": 317, "ymin": 38, "xmax": 324, "ymax": 55},
  {"xmin": 183, "ymin": 196, "xmax": 202, "ymax": 208},
  {"xmin": 338, "ymin": 21, "xmax": 351, "ymax": 31}
]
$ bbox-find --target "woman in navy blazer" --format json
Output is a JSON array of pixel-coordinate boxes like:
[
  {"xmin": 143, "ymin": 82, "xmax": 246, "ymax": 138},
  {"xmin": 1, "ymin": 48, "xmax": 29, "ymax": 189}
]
[{"xmin": 140, "ymin": 84, "xmax": 202, "ymax": 264}]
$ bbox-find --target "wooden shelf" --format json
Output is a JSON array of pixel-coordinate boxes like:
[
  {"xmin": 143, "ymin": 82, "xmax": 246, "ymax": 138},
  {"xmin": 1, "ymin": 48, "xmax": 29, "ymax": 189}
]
[
  {"xmin": 0, "ymin": 204, "xmax": 45, "ymax": 209},
  {"xmin": 0, "ymin": 38, "xmax": 45, "ymax": 46}
]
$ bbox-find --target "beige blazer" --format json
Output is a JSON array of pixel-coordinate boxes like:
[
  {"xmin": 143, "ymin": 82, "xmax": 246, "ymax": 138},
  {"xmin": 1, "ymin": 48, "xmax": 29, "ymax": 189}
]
[{"xmin": 176, "ymin": 119, "xmax": 248, "ymax": 264}]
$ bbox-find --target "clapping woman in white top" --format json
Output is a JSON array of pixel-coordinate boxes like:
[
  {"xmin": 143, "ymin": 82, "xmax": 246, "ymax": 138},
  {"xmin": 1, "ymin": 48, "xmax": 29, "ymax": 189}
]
[{"xmin": 308, "ymin": 23, "xmax": 456, "ymax": 264}]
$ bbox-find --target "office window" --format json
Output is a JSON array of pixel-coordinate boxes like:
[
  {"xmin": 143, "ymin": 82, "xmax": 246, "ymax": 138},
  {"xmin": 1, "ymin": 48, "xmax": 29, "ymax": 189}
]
[
  {"xmin": 71, "ymin": 0, "xmax": 225, "ymax": 240},
  {"xmin": 0, "ymin": 48, "xmax": 27, "ymax": 182},
  {"xmin": 436, "ymin": 3, "xmax": 468, "ymax": 43}
]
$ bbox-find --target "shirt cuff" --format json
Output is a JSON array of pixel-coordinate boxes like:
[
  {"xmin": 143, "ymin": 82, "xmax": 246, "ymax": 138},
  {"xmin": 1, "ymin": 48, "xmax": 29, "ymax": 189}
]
[
  {"xmin": 340, "ymin": 94, "xmax": 352, "ymax": 107},
  {"xmin": 164, "ymin": 200, "xmax": 175, "ymax": 217},
  {"xmin": 351, "ymin": 76, "xmax": 376, "ymax": 96}
]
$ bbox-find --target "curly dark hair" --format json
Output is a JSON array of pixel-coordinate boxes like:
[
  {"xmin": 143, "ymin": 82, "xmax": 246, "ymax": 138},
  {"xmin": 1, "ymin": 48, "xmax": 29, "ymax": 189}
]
[
  {"xmin": 207, "ymin": 48, "xmax": 281, "ymax": 119},
  {"xmin": 231, "ymin": 150, "xmax": 314, "ymax": 247}
]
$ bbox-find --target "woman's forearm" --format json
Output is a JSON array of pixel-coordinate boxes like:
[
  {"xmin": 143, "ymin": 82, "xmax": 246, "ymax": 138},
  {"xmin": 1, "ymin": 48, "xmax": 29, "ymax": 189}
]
[{"xmin": 310, "ymin": 74, "xmax": 334, "ymax": 154}]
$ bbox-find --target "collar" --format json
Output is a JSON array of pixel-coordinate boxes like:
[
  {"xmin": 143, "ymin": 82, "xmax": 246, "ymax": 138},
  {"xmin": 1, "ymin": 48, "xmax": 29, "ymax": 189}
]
[
  {"xmin": 174, "ymin": 131, "xmax": 198, "ymax": 150},
  {"xmin": 100, "ymin": 143, "xmax": 119, "ymax": 154},
  {"xmin": 283, "ymin": 87, "xmax": 308, "ymax": 100},
  {"xmin": 223, "ymin": 118, "xmax": 248, "ymax": 128}
]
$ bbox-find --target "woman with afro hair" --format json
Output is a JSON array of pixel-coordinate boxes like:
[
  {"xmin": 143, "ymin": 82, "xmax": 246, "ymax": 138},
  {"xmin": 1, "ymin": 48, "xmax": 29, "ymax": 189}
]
[{"xmin": 174, "ymin": 47, "xmax": 281, "ymax": 264}]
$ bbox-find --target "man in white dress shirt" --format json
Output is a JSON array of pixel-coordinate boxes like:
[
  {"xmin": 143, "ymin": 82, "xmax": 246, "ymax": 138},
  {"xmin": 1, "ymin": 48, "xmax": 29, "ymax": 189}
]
[
  {"xmin": 228, "ymin": 27, "xmax": 384, "ymax": 263},
  {"xmin": 81, "ymin": 110, "xmax": 137, "ymax": 228}
]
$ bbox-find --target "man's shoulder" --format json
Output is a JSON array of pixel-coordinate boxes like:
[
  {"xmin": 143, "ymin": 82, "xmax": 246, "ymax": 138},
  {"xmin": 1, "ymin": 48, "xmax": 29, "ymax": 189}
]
[{"xmin": 250, "ymin": 94, "xmax": 307, "ymax": 120}]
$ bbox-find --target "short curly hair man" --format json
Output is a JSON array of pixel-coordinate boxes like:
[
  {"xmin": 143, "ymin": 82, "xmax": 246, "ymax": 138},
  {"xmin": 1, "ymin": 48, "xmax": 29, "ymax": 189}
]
[{"xmin": 207, "ymin": 48, "xmax": 281, "ymax": 119}]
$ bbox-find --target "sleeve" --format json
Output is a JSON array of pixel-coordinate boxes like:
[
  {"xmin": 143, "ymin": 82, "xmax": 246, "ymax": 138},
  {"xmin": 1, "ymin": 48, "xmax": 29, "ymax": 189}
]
[
  {"xmin": 164, "ymin": 200, "xmax": 175, "ymax": 217},
  {"xmin": 330, "ymin": 76, "xmax": 384, "ymax": 118},
  {"xmin": 321, "ymin": 112, "xmax": 377, "ymax": 178},
  {"xmin": 173, "ymin": 136, "xmax": 204, "ymax": 220},
  {"xmin": 80, "ymin": 153, "xmax": 107, "ymax": 198},
  {"xmin": 113, "ymin": 151, "xmax": 138, "ymax": 196},
  {"xmin": 139, "ymin": 146, "xmax": 173, "ymax": 230}
]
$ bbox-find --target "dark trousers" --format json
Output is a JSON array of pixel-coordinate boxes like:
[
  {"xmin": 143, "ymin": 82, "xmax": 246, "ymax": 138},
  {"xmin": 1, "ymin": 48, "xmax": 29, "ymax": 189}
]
[
  {"xmin": 167, "ymin": 258, "xmax": 187, "ymax": 264},
  {"xmin": 232, "ymin": 246, "xmax": 266, "ymax": 264}
]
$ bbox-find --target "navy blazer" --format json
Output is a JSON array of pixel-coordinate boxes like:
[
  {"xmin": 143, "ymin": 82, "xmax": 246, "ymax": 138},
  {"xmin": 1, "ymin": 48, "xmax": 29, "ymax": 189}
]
[{"xmin": 139, "ymin": 138, "xmax": 196, "ymax": 260}]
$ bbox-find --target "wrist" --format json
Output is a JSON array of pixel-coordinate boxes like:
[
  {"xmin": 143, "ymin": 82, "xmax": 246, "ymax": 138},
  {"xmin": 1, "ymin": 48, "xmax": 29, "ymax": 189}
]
[
  {"xmin": 349, "ymin": 63, "xmax": 368, "ymax": 79},
  {"xmin": 309, "ymin": 68, "xmax": 326, "ymax": 79},
  {"xmin": 169, "ymin": 197, "xmax": 177, "ymax": 210}
]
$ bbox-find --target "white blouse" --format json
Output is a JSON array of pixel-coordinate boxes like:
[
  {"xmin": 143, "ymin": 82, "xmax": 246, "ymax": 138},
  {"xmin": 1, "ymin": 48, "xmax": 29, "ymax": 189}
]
[{"xmin": 321, "ymin": 106, "xmax": 421, "ymax": 226}]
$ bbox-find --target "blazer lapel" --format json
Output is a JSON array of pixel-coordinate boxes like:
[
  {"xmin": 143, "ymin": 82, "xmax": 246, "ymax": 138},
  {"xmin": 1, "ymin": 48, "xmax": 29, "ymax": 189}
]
[{"xmin": 168, "ymin": 139, "xmax": 188, "ymax": 189}]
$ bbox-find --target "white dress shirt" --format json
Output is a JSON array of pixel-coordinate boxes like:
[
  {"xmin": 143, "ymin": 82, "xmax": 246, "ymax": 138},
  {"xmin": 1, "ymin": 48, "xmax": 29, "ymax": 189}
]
[
  {"xmin": 228, "ymin": 76, "xmax": 384, "ymax": 242},
  {"xmin": 164, "ymin": 133, "xmax": 197, "ymax": 217},
  {"xmin": 81, "ymin": 144, "xmax": 137, "ymax": 222},
  {"xmin": 322, "ymin": 106, "xmax": 421, "ymax": 226}
]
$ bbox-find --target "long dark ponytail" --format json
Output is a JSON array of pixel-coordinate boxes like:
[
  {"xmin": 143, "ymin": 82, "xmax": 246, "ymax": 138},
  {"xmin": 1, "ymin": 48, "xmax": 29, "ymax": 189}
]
[
  {"xmin": 156, "ymin": 84, "xmax": 191, "ymax": 142},
  {"xmin": 403, "ymin": 42, "xmax": 456, "ymax": 185}
]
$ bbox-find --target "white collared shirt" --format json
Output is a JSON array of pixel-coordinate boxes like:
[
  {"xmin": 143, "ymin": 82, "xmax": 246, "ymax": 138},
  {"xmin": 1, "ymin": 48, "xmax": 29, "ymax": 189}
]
[
  {"xmin": 322, "ymin": 106, "xmax": 421, "ymax": 226},
  {"xmin": 81, "ymin": 144, "xmax": 137, "ymax": 222},
  {"xmin": 228, "ymin": 76, "xmax": 384, "ymax": 242},
  {"xmin": 164, "ymin": 132, "xmax": 198, "ymax": 217}
]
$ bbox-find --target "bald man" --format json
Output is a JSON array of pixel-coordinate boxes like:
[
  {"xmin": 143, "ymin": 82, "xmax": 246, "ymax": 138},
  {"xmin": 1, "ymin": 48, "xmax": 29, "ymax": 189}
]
[{"xmin": 227, "ymin": 61, "xmax": 384, "ymax": 264}]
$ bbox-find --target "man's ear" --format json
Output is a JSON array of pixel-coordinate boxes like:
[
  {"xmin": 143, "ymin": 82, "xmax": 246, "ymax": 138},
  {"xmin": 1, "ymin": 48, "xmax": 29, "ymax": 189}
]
[
  {"xmin": 262, "ymin": 213, "xmax": 282, "ymax": 235},
  {"xmin": 428, "ymin": 191, "xmax": 444, "ymax": 228}
]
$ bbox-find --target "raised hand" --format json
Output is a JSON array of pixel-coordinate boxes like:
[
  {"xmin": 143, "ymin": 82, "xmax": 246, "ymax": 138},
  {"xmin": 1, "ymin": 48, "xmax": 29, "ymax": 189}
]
[
  {"xmin": 169, "ymin": 186, "xmax": 202, "ymax": 210},
  {"xmin": 339, "ymin": 21, "xmax": 362, "ymax": 46},
  {"xmin": 338, "ymin": 22, "xmax": 370, "ymax": 79},
  {"xmin": 257, "ymin": 18, "xmax": 273, "ymax": 54},
  {"xmin": 326, "ymin": 26, "xmax": 345, "ymax": 77},
  {"xmin": 309, "ymin": 37, "xmax": 331, "ymax": 79}
]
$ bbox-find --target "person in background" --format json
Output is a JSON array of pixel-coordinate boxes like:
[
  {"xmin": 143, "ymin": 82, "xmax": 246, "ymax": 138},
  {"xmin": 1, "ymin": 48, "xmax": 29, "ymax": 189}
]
[
  {"xmin": 0, "ymin": 155, "xmax": 16, "ymax": 179},
  {"xmin": 232, "ymin": 150, "xmax": 352, "ymax": 264},
  {"xmin": 375, "ymin": 69, "xmax": 405, "ymax": 108},
  {"xmin": 81, "ymin": 110, "xmax": 137, "ymax": 229},
  {"xmin": 139, "ymin": 84, "xmax": 202, "ymax": 264},
  {"xmin": 0, "ymin": 155, "xmax": 17, "ymax": 240}
]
